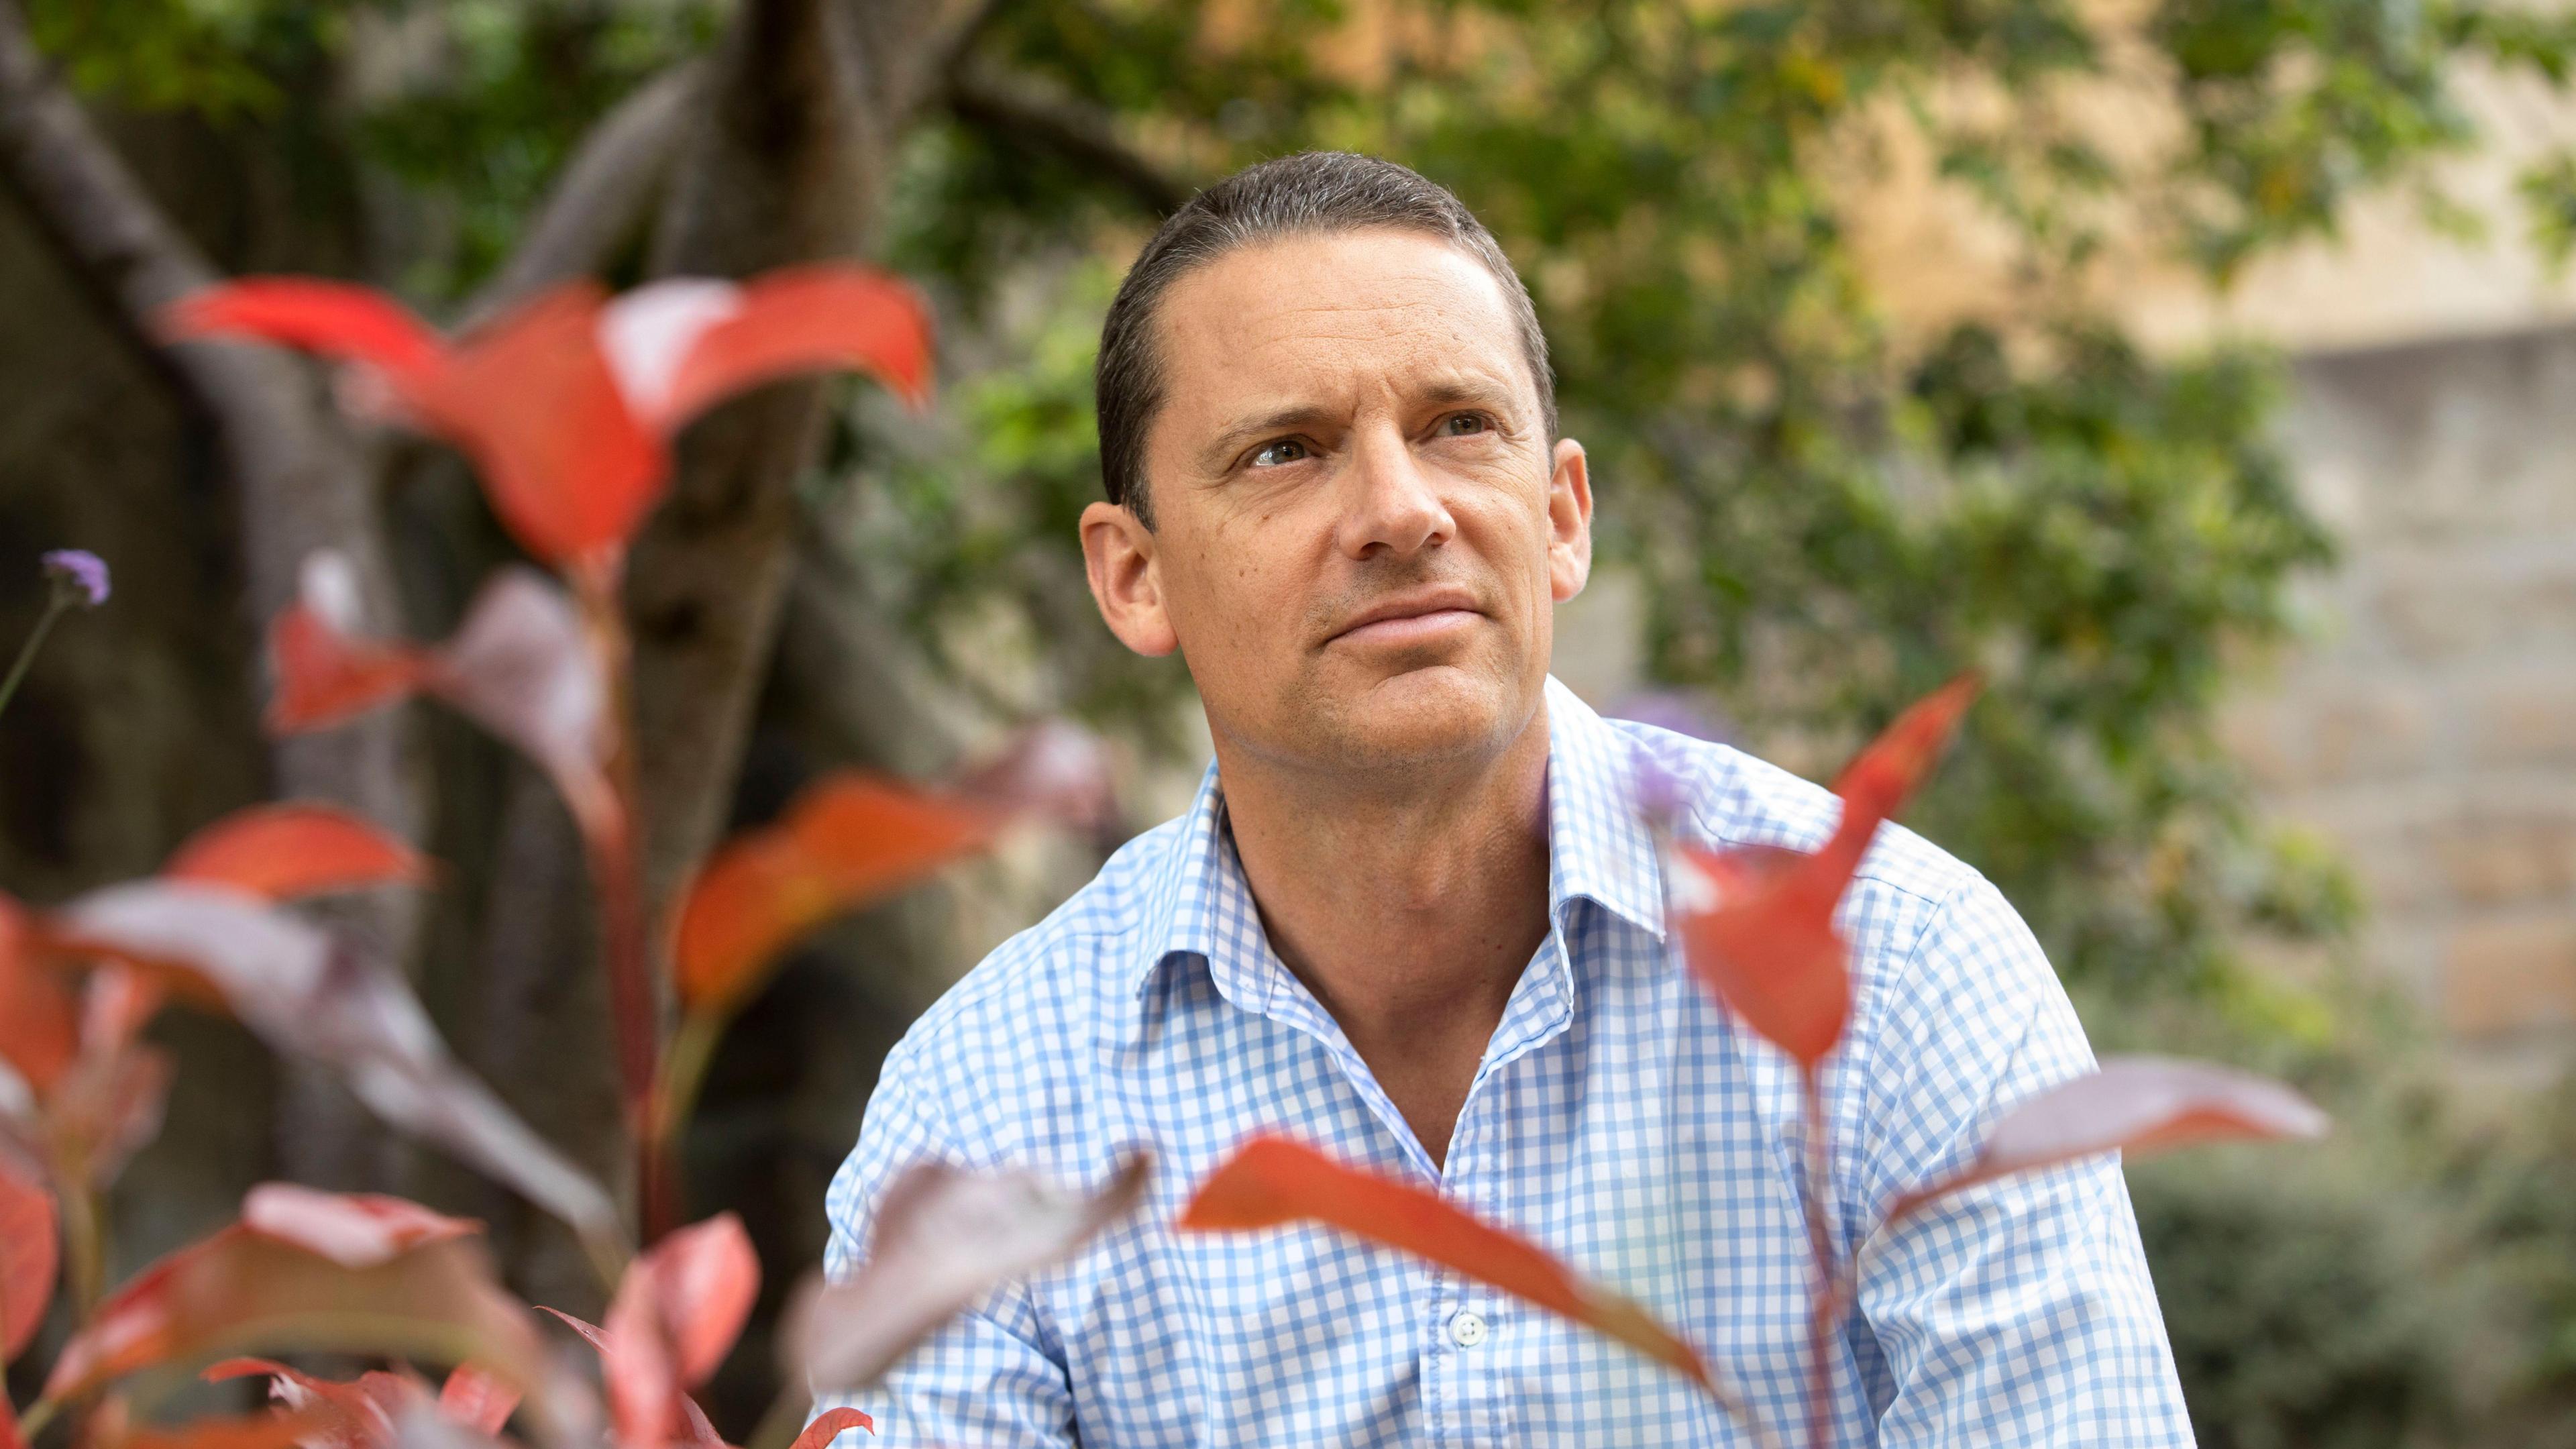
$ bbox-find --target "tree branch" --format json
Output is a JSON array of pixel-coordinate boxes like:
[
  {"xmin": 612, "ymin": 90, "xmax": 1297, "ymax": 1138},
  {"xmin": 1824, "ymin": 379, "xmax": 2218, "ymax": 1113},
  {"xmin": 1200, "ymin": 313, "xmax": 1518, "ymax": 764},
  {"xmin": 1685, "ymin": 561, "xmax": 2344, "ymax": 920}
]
[
  {"xmin": 461, "ymin": 60, "xmax": 704, "ymax": 328},
  {"xmin": 0, "ymin": 0, "xmax": 424, "ymax": 1187},
  {"xmin": 945, "ymin": 59, "xmax": 1192, "ymax": 215}
]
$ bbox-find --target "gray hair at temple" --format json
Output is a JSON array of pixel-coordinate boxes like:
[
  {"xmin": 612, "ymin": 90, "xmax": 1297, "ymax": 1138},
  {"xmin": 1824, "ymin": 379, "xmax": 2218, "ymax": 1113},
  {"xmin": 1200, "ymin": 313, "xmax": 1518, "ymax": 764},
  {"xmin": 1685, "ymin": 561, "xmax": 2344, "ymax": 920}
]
[{"xmin": 1093, "ymin": 150, "xmax": 1557, "ymax": 529}]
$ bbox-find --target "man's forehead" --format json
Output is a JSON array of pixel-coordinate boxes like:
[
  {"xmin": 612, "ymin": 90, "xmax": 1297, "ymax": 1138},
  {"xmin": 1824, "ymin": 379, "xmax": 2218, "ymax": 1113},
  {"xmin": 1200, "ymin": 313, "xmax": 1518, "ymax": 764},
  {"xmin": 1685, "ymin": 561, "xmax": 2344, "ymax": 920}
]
[{"xmin": 1154, "ymin": 231, "xmax": 1528, "ymax": 405}]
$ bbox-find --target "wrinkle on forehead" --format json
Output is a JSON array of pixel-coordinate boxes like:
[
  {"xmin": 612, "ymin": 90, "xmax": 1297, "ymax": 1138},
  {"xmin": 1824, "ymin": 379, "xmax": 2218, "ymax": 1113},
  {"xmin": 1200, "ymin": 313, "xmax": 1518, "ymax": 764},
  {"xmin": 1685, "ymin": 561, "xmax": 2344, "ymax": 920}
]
[{"xmin": 1152, "ymin": 235, "xmax": 1532, "ymax": 427}]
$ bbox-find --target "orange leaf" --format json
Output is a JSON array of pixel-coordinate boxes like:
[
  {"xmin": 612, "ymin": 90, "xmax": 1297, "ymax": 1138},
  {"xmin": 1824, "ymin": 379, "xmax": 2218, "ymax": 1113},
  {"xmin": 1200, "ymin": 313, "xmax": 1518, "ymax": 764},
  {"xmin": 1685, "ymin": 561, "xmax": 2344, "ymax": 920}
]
[
  {"xmin": 641, "ymin": 267, "xmax": 934, "ymax": 427},
  {"xmin": 0, "ymin": 1156, "xmax": 57, "ymax": 1363},
  {"xmin": 164, "ymin": 804, "xmax": 428, "ymax": 902},
  {"xmin": 1181, "ymin": 1136, "xmax": 1717, "ymax": 1393},
  {"xmin": 786, "ymin": 1408, "xmax": 872, "ymax": 1449},
  {"xmin": 672, "ymin": 777, "xmax": 994, "ymax": 1016}
]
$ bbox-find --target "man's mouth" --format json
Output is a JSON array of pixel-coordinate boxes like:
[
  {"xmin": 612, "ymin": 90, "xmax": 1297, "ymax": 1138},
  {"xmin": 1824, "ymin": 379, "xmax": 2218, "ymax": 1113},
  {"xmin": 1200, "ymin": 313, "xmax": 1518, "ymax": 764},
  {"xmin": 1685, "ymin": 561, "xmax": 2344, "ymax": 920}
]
[{"xmin": 1326, "ymin": 587, "xmax": 1485, "ymax": 647}]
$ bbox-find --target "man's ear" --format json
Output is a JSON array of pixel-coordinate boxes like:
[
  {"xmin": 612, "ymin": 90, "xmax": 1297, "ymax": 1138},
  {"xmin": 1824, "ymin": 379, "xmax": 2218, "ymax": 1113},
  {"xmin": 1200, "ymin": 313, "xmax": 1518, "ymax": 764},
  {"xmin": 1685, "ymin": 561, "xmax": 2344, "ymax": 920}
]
[
  {"xmin": 1546, "ymin": 437, "xmax": 1594, "ymax": 603},
  {"xmin": 1080, "ymin": 499, "xmax": 1179, "ymax": 657}
]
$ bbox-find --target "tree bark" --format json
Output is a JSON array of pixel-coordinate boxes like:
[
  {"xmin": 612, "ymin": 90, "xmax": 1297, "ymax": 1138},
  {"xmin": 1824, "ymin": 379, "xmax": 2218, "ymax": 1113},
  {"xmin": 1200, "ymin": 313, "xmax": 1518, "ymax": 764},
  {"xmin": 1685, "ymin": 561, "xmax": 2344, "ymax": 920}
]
[
  {"xmin": 623, "ymin": 0, "xmax": 996, "ymax": 908},
  {"xmin": 0, "ymin": 0, "xmax": 423, "ymax": 1191}
]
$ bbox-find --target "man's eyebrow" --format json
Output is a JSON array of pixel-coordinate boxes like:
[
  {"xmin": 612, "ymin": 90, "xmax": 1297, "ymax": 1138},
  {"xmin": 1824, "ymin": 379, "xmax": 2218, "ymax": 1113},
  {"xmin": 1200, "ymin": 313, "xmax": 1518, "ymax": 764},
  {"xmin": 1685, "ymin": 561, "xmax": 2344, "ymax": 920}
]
[
  {"xmin": 1415, "ymin": 374, "xmax": 1521, "ymax": 413},
  {"xmin": 1198, "ymin": 405, "xmax": 1340, "ymax": 471}
]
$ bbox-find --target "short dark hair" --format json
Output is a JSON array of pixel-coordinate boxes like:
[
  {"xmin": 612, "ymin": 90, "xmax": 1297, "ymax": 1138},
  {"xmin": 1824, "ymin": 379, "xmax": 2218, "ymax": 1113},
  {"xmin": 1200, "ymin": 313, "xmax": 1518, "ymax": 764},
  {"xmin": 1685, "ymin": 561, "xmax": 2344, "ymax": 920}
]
[{"xmin": 1094, "ymin": 151, "xmax": 1555, "ymax": 527}]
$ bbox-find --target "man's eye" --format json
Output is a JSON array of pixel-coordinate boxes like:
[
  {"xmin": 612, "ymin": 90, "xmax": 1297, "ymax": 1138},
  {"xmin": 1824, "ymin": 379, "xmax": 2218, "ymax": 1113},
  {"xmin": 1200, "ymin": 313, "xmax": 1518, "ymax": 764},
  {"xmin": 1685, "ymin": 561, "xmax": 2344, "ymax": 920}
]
[
  {"xmin": 1250, "ymin": 439, "xmax": 1309, "ymax": 468},
  {"xmin": 1440, "ymin": 413, "xmax": 1490, "ymax": 436}
]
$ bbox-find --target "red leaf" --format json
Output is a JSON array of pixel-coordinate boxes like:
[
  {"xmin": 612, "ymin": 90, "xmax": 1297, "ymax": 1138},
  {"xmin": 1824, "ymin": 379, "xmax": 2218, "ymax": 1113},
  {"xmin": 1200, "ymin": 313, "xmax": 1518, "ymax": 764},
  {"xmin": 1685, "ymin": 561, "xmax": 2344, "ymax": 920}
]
[
  {"xmin": 1668, "ymin": 843, "xmax": 1849, "ymax": 1067},
  {"xmin": 0, "ymin": 1156, "xmax": 57, "ymax": 1363},
  {"xmin": 1179, "ymin": 1136, "xmax": 1717, "ymax": 1393},
  {"xmin": 541, "ymin": 1307, "xmax": 723, "ymax": 1449},
  {"xmin": 0, "ymin": 1386, "xmax": 19, "ymax": 1449},
  {"xmin": 794, "ymin": 1154, "xmax": 1148, "ymax": 1394},
  {"xmin": 46, "ymin": 1040, "xmax": 174, "ymax": 1191},
  {"xmin": 672, "ymin": 775, "xmax": 995, "ymax": 1016},
  {"xmin": 241, "ymin": 1183, "xmax": 480, "ymax": 1269},
  {"xmin": 164, "ymin": 804, "xmax": 429, "ymax": 902},
  {"xmin": 408, "ymin": 284, "xmax": 665, "ymax": 566},
  {"xmin": 80, "ymin": 963, "xmax": 166, "ymax": 1059},
  {"xmin": 1888, "ymin": 1056, "xmax": 2330, "ymax": 1220},
  {"xmin": 580, "ymin": 1213, "xmax": 757, "ymax": 1449},
  {"xmin": 266, "ymin": 555, "xmax": 433, "ymax": 734},
  {"xmin": 785, "ymin": 1408, "xmax": 872, "ymax": 1449},
  {"xmin": 0, "ymin": 892, "xmax": 78, "ymax": 1092},
  {"xmin": 1826, "ymin": 674, "xmax": 1982, "ymax": 847},
  {"xmin": 605, "ymin": 268, "xmax": 932, "ymax": 430},
  {"xmin": 203, "ymin": 1359, "xmax": 406, "ymax": 1449},
  {"xmin": 46, "ymin": 1210, "xmax": 541, "ymax": 1405},
  {"xmin": 1665, "ymin": 676, "xmax": 1979, "ymax": 1067},
  {"xmin": 105, "ymin": 1407, "xmax": 359, "ymax": 1449},
  {"xmin": 161, "ymin": 280, "xmax": 445, "ymax": 387},
  {"xmin": 632, "ymin": 1213, "xmax": 758, "ymax": 1387},
  {"xmin": 56, "ymin": 883, "xmax": 622, "ymax": 1258},
  {"xmin": 425, "ymin": 570, "xmax": 617, "ymax": 841},
  {"xmin": 435, "ymin": 1365, "xmax": 519, "ymax": 1437}
]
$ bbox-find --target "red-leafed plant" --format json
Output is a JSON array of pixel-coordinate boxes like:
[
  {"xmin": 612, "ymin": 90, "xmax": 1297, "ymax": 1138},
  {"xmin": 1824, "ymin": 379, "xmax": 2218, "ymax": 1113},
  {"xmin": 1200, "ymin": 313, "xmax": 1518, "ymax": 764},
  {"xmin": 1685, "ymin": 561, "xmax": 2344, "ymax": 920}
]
[
  {"xmin": 1179, "ymin": 678, "xmax": 2330, "ymax": 1449},
  {"xmin": 0, "ymin": 266, "xmax": 1145, "ymax": 1449},
  {"xmin": 0, "ymin": 264, "xmax": 2328, "ymax": 1449}
]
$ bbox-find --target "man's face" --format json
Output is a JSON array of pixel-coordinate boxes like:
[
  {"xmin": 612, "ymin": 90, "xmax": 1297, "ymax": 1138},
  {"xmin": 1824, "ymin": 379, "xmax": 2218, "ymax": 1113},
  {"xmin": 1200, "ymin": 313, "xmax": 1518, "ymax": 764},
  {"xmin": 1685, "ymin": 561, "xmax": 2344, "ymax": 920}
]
[{"xmin": 1080, "ymin": 228, "xmax": 1592, "ymax": 778}]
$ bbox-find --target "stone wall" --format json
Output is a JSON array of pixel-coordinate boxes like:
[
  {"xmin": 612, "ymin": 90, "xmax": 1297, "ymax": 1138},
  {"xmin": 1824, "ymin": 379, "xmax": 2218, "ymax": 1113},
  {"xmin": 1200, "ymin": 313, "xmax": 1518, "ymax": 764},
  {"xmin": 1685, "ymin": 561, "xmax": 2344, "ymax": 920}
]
[{"xmin": 2220, "ymin": 323, "xmax": 2576, "ymax": 1085}]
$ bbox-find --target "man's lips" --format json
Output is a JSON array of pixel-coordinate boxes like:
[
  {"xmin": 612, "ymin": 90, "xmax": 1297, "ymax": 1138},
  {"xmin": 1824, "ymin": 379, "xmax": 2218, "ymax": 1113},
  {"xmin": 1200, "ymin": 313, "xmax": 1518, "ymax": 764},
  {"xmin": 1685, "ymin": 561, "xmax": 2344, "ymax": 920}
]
[{"xmin": 1326, "ymin": 588, "xmax": 1486, "ymax": 647}]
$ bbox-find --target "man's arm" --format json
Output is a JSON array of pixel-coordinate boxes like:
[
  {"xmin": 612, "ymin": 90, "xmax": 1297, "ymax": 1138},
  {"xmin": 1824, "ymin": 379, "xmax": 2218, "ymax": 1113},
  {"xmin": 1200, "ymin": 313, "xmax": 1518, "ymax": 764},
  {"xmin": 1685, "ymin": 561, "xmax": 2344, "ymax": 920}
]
[
  {"xmin": 1849, "ymin": 875, "xmax": 2196, "ymax": 1447},
  {"xmin": 812, "ymin": 1059, "xmax": 1077, "ymax": 1449}
]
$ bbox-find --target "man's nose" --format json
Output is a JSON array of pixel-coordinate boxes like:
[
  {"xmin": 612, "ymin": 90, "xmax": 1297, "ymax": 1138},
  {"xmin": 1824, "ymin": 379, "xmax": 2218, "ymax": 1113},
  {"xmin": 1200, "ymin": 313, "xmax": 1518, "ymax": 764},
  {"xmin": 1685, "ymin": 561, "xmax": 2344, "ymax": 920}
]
[{"xmin": 1334, "ymin": 425, "xmax": 1456, "ymax": 560}]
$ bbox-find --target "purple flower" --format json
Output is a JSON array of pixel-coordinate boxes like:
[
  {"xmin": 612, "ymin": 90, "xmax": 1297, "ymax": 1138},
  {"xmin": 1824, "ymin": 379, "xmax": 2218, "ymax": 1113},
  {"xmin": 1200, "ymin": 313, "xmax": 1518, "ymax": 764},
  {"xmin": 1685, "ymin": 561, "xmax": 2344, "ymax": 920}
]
[{"xmin": 42, "ymin": 549, "xmax": 109, "ymax": 608}]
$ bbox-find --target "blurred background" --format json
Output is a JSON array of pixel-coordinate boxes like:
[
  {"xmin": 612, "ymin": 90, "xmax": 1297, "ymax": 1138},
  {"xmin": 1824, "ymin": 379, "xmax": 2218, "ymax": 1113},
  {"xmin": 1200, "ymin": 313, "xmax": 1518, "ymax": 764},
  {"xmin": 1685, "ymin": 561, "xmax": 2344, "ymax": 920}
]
[{"xmin": 6, "ymin": 0, "xmax": 2576, "ymax": 1443}]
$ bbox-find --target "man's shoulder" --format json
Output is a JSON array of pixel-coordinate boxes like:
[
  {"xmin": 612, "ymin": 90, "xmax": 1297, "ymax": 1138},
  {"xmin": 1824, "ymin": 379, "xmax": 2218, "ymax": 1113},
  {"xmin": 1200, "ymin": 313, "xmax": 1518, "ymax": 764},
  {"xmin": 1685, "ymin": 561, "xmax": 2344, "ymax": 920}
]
[{"xmin": 869, "ymin": 812, "xmax": 1189, "ymax": 1128}]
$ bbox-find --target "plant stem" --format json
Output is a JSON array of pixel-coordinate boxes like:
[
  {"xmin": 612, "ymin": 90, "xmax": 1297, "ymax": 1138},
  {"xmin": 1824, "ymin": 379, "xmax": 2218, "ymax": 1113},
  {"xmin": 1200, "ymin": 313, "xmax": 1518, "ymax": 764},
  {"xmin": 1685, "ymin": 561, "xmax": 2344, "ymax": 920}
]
[
  {"xmin": 0, "ymin": 595, "xmax": 67, "ymax": 721},
  {"xmin": 59, "ymin": 1177, "xmax": 104, "ymax": 1323},
  {"xmin": 643, "ymin": 1008, "xmax": 725, "ymax": 1238},
  {"xmin": 1798, "ymin": 1069, "xmax": 1837, "ymax": 1449},
  {"xmin": 570, "ymin": 554, "xmax": 665, "ymax": 1242}
]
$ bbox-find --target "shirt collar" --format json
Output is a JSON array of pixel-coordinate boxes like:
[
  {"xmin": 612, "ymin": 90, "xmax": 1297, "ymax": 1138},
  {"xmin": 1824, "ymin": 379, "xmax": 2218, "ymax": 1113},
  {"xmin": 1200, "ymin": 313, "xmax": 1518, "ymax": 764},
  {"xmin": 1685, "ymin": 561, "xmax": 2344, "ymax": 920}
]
[{"xmin": 1128, "ymin": 675, "xmax": 1667, "ymax": 1006}]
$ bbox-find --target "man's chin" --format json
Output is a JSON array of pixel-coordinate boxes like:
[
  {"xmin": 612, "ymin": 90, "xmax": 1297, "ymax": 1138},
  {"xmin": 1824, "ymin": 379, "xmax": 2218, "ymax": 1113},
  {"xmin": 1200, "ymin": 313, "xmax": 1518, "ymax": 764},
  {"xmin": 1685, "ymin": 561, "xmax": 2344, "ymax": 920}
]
[{"xmin": 1322, "ymin": 663, "xmax": 1528, "ymax": 767}]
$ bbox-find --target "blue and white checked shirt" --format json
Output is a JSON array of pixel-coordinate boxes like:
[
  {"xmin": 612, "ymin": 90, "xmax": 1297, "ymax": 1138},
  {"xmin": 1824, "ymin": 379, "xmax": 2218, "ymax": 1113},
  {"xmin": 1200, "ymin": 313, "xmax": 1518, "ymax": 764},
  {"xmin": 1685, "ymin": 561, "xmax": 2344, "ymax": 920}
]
[{"xmin": 822, "ymin": 678, "xmax": 2194, "ymax": 1446}]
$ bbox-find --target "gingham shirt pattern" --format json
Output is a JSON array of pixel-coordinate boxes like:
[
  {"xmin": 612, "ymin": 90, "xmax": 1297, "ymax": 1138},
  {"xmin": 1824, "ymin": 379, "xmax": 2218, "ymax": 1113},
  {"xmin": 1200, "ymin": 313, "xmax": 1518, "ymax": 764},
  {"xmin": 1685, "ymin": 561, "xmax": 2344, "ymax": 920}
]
[{"xmin": 820, "ymin": 677, "xmax": 2194, "ymax": 1447}]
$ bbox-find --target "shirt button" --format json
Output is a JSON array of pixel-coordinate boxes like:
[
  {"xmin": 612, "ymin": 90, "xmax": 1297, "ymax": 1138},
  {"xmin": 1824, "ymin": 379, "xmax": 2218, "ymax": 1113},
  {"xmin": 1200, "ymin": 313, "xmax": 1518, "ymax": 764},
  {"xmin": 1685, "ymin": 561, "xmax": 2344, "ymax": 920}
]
[{"xmin": 1448, "ymin": 1310, "xmax": 1488, "ymax": 1348}]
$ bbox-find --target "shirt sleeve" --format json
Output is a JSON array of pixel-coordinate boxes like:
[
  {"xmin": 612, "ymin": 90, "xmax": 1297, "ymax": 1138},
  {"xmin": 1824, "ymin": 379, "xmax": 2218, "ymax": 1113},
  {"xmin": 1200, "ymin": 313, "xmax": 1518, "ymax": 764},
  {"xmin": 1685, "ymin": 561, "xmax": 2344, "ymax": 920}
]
[
  {"xmin": 812, "ymin": 1055, "xmax": 1078, "ymax": 1449},
  {"xmin": 1848, "ymin": 875, "xmax": 2197, "ymax": 1448}
]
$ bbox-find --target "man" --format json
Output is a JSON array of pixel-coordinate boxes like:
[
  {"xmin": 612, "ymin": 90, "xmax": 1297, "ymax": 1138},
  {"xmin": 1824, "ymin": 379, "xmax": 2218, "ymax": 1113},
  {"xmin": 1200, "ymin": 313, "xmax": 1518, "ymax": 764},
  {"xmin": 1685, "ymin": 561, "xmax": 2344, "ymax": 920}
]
[{"xmin": 824, "ymin": 152, "xmax": 2192, "ymax": 1446}]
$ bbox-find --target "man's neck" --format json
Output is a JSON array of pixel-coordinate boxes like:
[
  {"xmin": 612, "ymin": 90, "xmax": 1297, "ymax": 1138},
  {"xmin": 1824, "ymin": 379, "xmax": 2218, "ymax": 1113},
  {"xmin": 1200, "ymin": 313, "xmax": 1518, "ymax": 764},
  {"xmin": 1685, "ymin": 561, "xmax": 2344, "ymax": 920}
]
[{"xmin": 1214, "ymin": 702, "xmax": 1556, "ymax": 1170}]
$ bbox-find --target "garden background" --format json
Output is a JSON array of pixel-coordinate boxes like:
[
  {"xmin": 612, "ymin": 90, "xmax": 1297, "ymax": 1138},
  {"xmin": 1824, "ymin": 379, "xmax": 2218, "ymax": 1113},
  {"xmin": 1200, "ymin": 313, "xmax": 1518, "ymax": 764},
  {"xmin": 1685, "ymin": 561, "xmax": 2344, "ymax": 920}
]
[{"xmin": 6, "ymin": 0, "xmax": 2576, "ymax": 1443}]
